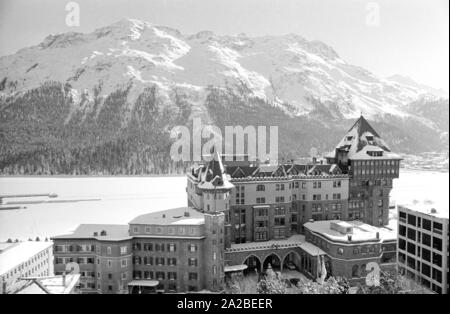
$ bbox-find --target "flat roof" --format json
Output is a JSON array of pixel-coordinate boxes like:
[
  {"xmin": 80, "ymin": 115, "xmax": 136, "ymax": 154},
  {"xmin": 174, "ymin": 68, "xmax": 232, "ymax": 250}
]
[
  {"xmin": 0, "ymin": 241, "xmax": 53, "ymax": 275},
  {"xmin": 52, "ymin": 224, "xmax": 131, "ymax": 241},
  {"xmin": 304, "ymin": 220, "xmax": 396, "ymax": 243},
  {"xmin": 398, "ymin": 199, "xmax": 449, "ymax": 220},
  {"xmin": 129, "ymin": 207, "xmax": 205, "ymax": 226}
]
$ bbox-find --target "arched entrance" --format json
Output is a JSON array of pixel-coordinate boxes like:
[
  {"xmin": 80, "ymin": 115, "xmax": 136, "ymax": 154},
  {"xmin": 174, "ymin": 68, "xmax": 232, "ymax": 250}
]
[
  {"xmin": 243, "ymin": 255, "xmax": 262, "ymax": 275},
  {"xmin": 282, "ymin": 251, "xmax": 301, "ymax": 271},
  {"xmin": 263, "ymin": 253, "xmax": 281, "ymax": 271}
]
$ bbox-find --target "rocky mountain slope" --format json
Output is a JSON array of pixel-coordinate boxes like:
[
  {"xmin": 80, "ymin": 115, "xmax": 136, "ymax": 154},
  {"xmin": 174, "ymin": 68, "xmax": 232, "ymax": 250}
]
[{"xmin": 0, "ymin": 19, "xmax": 448, "ymax": 174}]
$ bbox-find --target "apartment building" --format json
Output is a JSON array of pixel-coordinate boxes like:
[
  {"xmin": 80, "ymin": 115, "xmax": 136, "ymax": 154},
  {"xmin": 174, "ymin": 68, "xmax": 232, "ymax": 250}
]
[
  {"xmin": 397, "ymin": 202, "xmax": 449, "ymax": 294},
  {"xmin": 0, "ymin": 241, "xmax": 53, "ymax": 294}
]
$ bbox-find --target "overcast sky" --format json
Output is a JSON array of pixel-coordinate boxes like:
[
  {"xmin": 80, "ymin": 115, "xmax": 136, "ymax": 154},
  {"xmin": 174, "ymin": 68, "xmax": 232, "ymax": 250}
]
[{"xmin": 0, "ymin": 0, "xmax": 448, "ymax": 91}]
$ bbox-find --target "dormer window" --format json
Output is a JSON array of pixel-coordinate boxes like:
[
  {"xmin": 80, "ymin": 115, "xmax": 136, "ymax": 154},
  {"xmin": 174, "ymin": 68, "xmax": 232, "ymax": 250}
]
[
  {"xmin": 346, "ymin": 136, "xmax": 353, "ymax": 141},
  {"xmin": 366, "ymin": 135, "xmax": 374, "ymax": 142},
  {"xmin": 367, "ymin": 151, "xmax": 383, "ymax": 157}
]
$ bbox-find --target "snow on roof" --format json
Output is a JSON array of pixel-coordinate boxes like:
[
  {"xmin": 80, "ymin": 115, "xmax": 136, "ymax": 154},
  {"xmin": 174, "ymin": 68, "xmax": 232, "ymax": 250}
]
[
  {"xmin": 170, "ymin": 218, "xmax": 205, "ymax": 225},
  {"xmin": 0, "ymin": 241, "xmax": 52, "ymax": 275},
  {"xmin": 52, "ymin": 224, "xmax": 131, "ymax": 241},
  {"xmin": 304, "ymin": 220, "xmax": 396, "ymax": 243},
  {"xmin": 15, "ymin": 274, "xmax": 81, "ymax": 294},
  {"xmin": 350, "ymin": 145, "xmax": 402, "ymax": 160},
  {"xmin": 299, "ymin": 242, "xmax": 326, "ymax": 256},
  {"xmin": 129, "ymin": 207, "xmax": 205, "ymax": 226},
  {"xmin": 399, "ymin": 199, "xmax": 449, "ymax": 220},
  {"xmin": 334, "ymin": 116, "xmax": 398, "ymax": 161}
]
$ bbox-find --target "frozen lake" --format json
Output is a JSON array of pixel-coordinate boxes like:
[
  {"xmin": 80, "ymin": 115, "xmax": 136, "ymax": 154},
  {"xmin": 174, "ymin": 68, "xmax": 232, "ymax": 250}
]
[{"xmin": 0, "ymin": 170, "xmax": 448, "ymax": 241}]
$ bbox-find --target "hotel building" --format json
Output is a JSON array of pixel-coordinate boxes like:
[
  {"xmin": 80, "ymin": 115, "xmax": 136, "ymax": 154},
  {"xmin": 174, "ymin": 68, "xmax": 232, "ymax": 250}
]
[
  {"xmin": 397, "ymin": 202, "xmax": 449, "ymax": 294},
  {"xmin": 52, "ymin": 116, "xmax": 401, "ymax": 293}
]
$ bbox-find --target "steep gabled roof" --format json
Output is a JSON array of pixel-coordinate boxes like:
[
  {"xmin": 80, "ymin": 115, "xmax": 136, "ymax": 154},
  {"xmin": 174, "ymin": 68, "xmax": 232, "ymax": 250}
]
[
  {"xmin": 198, "ymin": 150, "xmax": 234, "ymax": 190},
  {"xmin": 334, "ymin": 115, "xmax": 400, "ymax": 160}
]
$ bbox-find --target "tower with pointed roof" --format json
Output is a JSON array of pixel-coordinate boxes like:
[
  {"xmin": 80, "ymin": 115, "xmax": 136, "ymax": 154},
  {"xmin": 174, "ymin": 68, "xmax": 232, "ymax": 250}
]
[{"xmin": 325, "ymin": 115, "xmax": 402, "ymax": 226}]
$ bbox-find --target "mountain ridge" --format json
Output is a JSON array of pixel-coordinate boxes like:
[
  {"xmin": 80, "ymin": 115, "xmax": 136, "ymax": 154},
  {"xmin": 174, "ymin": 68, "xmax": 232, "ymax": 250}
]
[{"xmin": 0, "ymin": 18, "xmax": 448, "ymax": 175}]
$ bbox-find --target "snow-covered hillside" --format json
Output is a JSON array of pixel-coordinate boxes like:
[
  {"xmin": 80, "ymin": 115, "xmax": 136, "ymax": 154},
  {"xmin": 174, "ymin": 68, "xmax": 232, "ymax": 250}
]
[{"xmin": 0, "ymin": 18, "xmax": 446, "ymax": 121}]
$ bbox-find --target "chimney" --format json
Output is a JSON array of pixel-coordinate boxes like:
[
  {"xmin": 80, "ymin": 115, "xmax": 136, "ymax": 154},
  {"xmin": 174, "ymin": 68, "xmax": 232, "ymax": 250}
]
[
  {"xmin": 347, "ymin": 234, "xmax": 352, "ymax": 242},
  {"xmin": 93, "ymin": 232, "xmax": 98, "ymax": 237},
  {"xmin": 162, "ymin": 214, "xmax": 166, "ymax": 218},
  {"xmin": 62, "ymin": 272, "xmax": 66, "ymax": 287},
  {"xmin": 376, "ymin": 232, "xmax": 380, "ymax": 239},
  {"xmin": 184, "ymin": 211, "xmax": 190, "ymax": 217}
]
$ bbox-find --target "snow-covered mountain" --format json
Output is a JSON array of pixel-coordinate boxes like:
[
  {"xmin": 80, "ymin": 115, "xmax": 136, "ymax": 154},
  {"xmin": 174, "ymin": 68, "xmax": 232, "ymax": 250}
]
[
  {"xmin": 0, "ymin": 19, "xmax": 448, "ymax": 174},
  {"xmin": 1, "ymin": 18, "xmax": 446, "ymax": 119}
]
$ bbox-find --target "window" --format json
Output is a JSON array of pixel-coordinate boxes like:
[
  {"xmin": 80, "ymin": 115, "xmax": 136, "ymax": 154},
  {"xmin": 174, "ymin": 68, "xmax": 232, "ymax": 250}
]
[
  {"xmin": 407, "ymin": 228, "xmax": 416, "ymax": 241},
  {"xmin": 189, "ymin": 273, "xmax": 198, "ymax": 280},
  {"xmin": 107, "ymin": 260, "xmax": 112, "ymax": 268},
  {"xmin": 433, "ymin": 222, "xmax": 443, "ymax": 235},
  {"xmin": 274, "ymin": 217, "xmax": 285, "ymax": 226},
  {"xmin": 121, "ymin": 259, "xmax": 127, "ymax": 267},
  {"xmin": 275, "ymin": 196, "xmax": 285, "ymax": 203},
  {"xmin": 168, "ymin": 272, "xmax": 177, "ymax": 280},
  {"xmin": 432, "ymin": 237, "xmax": 442, "ymax": 251},
  {"xmin": 256, "ymin": 197, "xmax": 266, "ymax": 204},
  {"xmin": 120, "ymin": 246, "xmax": 127, "ymax": 254},
  {"xmin": 107, "ymin": 247, "xmax": 112, "ymax": 255},
  {"xmin": 168, "ymin": 243, "xmax": 176, "ymax": 252},
  {"xmin": 352, "ymin": 265, "xmax": 359, "ymax": 278},
  {"xmin": 422, "ymin": 219, "xmax": 431, "ymax": 231},
  {"xmin": 189, "ymin": 244, "xmax": 197, "ymax": 252},
  {"xmin": 156, "ymin": 272, "xmax": 165, "ymax": 280},
  {"xmin": 188, "ymin": 258, "xmax": 198, "ymax": 267},
  {"xmin": 256, "ymin": 220, "xmax": 268, "ymax": 228},
  {"xmin": 256, "ymin": 184, "xmax": 265, "ymax": 191},
  {"xmin": 121, "ymin": 272, "xmax": 127, "ymax": 280},
  {"xmin": 422, "ymin": 233, "xmax": 431, "ymax": 247},
  {"xmin": 255, "ymin": 231, "xmax": 268, "ymax": 241}
]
